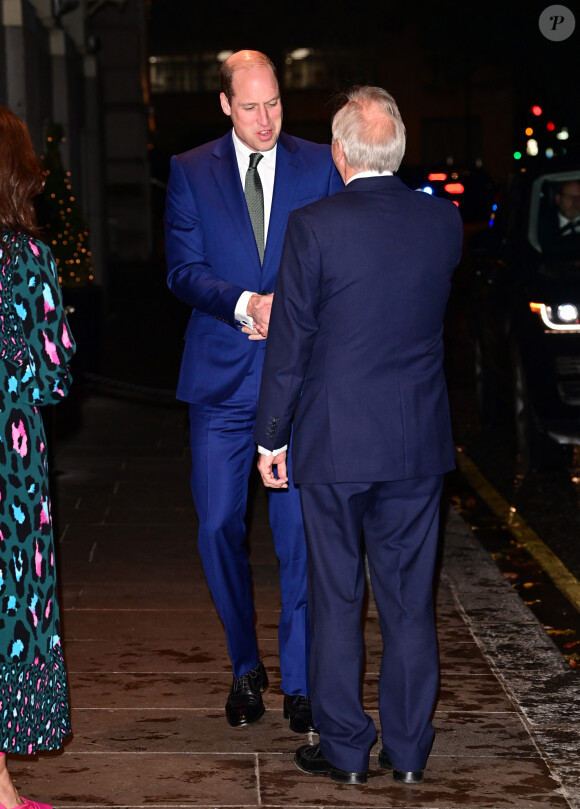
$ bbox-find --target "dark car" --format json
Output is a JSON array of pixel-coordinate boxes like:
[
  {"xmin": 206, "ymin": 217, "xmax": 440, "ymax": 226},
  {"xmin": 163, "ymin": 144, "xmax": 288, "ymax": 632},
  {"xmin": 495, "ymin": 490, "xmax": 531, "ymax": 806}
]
[{"xmin": 469, "ymin": 162, "xmax": 580, "ymax": 471}]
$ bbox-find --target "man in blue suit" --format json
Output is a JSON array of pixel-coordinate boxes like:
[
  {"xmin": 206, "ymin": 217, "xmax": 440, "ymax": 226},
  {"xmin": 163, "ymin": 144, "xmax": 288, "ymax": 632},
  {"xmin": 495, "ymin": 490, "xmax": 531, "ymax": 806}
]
[
  {"xmin": 164, "ymin": 50, "xmax": 342, "ymax": 731},
  {"xmin": 255, "ymin": 86, "xmax": 463, "ymax": 783}
]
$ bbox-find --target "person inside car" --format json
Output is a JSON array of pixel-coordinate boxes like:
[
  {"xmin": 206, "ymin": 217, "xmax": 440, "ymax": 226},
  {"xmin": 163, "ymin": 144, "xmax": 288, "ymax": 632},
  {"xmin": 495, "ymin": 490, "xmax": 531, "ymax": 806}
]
[
  {"xmin": 538, "ymin": 178, "xmax": 580, "ymax": 251},
  {"xmin": 554, "ymin": 180, "xmax": 580, "ymax": 236}
]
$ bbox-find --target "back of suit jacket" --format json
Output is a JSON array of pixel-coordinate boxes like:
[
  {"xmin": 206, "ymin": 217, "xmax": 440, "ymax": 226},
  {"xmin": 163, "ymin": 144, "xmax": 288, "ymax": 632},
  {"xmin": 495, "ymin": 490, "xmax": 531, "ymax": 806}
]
[
  {"xmin": 164, "ymin": 130, "xmax": 341, "ymax": 405},
  {"xmin": 254, "ymin": 175, "xmax": 464, "ymax": 483}
]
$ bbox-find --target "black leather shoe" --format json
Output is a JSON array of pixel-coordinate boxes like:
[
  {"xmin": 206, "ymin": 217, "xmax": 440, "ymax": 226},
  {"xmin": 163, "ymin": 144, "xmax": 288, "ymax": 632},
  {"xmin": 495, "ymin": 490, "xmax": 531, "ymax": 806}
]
[
  {"xmin": 225, "ymin": 660, "xmax": 268, "ymax": 727},
  {"xmin": 294, "ymin": 744, "xmax": 368, "ymax": 785},
  {"xmin": 378, "ymin": 749, "xmax": 424, "ymax": 783},
  {"xmin": 283, "ymin": 694, "xmax": 316, "ymax": 733}
]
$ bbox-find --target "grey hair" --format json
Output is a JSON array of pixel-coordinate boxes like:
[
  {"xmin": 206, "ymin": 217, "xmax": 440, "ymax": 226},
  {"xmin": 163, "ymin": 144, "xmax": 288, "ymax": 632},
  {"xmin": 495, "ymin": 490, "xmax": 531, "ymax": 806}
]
[{"xmin": 331, "ymin": 86, "xmax": 406, "ymax": 173}]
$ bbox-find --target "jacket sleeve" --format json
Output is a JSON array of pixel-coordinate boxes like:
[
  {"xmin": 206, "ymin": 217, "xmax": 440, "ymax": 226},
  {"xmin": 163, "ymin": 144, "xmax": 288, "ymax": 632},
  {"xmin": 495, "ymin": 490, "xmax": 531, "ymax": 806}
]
[
  {"xmin": 164, "ymin": 155, "xmax": 245, "ymax": 327},
  {"xmin": 255, "ymin": 209, "xmax": 321, "ymax": 450},
  {"xmin": 1, "ymin": 238, "xmax": 76, "ymax": 406}
]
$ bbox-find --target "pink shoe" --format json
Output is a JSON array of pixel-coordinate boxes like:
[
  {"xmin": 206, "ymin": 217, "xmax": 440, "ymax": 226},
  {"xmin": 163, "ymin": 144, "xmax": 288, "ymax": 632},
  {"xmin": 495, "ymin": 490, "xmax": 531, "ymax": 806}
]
[{"xmin": 0, "ymin": 801, "xmax": 53, "ymax": 809}]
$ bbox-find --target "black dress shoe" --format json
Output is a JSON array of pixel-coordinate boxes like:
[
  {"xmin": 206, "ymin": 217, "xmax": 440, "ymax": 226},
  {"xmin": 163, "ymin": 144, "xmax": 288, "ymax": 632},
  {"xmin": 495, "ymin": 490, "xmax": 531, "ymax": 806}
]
[
  {"xmin": 283, "ymin": 694, "xmax": 317, "ymax": 733},
  {"xmin": 225, "ymin": 660, "xmax": 268, "ymax": 727},
  {"xmin": 378, "ymin": 749, "xmax": 424, "ymax": 783},
  {"xmin": 294, "ymin": 744, "xmax": 368, "ymax": 785}
]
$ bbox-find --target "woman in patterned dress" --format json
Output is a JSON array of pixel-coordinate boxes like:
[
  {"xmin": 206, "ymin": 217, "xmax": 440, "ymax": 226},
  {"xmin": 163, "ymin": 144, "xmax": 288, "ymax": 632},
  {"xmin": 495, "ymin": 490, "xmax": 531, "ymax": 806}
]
[{"xmin": 0, "ymin": 107, "xmax": 75, "ymax": 809}]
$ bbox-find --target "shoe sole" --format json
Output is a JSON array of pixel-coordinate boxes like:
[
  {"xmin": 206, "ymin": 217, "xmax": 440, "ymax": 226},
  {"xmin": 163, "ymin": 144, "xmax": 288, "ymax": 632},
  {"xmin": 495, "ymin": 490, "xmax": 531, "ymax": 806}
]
[
  {"xmin": 378, "ymin": 752, "xmax": 423, "ymax": 783},
  {"xmin": 393, "ymin": 770, "xmax": 424, "ymax": 784},
  {"xmin": 289, "ymin": 723, "xmax": 318, "ymax": 733},
  {"xmin": 294, "ymin": 754, "xmax": 367, "ymax": 784},
  {"xmin": 330, "ymin": 770, "xmax": 368, "ymax": 785}
]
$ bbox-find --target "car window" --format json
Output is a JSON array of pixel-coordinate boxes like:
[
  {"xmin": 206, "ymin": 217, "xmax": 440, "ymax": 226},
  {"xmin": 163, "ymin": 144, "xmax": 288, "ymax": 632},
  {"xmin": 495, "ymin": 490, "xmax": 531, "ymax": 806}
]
[{"xmin": 531, "ymin": 170, "xmax": 580, "ymax": 257}]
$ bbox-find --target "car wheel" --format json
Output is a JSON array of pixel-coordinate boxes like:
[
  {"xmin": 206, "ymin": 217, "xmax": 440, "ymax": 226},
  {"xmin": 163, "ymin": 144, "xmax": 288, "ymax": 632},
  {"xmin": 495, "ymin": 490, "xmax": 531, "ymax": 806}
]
[{"xmin": 474, "ymin": 336, "xmax": 498, "ymax": 425}]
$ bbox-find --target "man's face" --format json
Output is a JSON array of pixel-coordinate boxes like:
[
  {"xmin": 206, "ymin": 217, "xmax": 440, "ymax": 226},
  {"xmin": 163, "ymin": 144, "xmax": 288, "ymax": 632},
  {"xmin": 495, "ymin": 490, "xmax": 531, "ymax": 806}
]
[
  {"xmin": 556, "ymin": 180, "xmax": 580, "ymax": 221},
  {"xmin": 220, "ymin": 66, "xmax": 282, "ymax": 152}
]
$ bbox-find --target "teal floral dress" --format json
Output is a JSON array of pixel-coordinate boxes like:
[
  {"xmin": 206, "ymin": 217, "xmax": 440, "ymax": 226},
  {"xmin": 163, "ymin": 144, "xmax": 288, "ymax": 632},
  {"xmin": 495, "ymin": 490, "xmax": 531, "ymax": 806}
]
[{"xmin": 0, "ymin": 230, "xmax": 75, "ymax": 753}]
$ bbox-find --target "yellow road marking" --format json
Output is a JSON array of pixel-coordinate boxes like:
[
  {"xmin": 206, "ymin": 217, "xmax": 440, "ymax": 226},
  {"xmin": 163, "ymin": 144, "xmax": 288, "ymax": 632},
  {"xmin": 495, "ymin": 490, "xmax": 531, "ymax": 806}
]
[{"xmin": 456, "ymin": 450, "xmax": 580, "ymax": 612}]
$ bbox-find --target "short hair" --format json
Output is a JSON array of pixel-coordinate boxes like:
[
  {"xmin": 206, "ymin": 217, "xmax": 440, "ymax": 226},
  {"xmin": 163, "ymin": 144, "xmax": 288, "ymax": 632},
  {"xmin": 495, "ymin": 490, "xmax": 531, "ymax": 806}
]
[
  {"xmin": 331, "ymin": 86, "xmax": 406, "ymax": 173},
  {"xmin": 0, "ymin": 106, "xmax": 45, "ymax": 237},
  {"xmin": 220, "ymin": 50, "xmax": 277, "ymax": 103},
  {"xmin": 556, "ymin": 179, "xmax": 580, "ymax": 196}
]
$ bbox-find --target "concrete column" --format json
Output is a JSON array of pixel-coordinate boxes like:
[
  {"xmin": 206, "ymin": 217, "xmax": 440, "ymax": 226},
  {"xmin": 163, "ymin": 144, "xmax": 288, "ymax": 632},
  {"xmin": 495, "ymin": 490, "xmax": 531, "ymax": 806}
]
[
  {"xmin": 91, "ymin": 0, "xmax": 152, "ymax": 263},
  {"xmin": 1, "ymin": 0, "xmax": 51, "ymax": 150},
  {"xmin": 2, "ymin": 0, "xmax": 27, "ymax": 118}
]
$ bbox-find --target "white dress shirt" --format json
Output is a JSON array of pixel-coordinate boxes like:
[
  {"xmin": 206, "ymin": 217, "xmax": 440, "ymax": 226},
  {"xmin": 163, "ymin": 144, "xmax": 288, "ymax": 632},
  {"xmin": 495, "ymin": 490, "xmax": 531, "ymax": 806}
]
[
  {"xmin": 347, "ymin": 169, "xmax": 393, "ymax": 184},
  {"xmin": 232, "ymin": 129, "xmax": 277, "ymax": 328},
  {"xmin": 558, "ymin": 212, "xmax": 580, "ymax": 233}
]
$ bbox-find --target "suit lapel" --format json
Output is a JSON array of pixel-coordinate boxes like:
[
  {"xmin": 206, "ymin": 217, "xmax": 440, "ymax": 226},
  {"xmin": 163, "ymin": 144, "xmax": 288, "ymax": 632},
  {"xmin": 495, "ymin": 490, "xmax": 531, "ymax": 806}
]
[
  {"xmin": 210, "ymin": 133, "xmax": 262, "ymax": 270},
  {"xmin": 263, "ymin": 134, "xmax": 300, "ymax": 286}
]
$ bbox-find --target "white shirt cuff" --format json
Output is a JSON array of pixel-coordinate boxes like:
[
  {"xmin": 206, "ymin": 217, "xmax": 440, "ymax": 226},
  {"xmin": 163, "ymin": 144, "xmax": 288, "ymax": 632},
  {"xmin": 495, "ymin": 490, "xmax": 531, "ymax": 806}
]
[
  {"xmin": 235, "ymin": 290, "xmax": 256, "ymax": 328},
  {"xmin": 258, "ymin": 445, "xmax": 288, "ymax": 456}
]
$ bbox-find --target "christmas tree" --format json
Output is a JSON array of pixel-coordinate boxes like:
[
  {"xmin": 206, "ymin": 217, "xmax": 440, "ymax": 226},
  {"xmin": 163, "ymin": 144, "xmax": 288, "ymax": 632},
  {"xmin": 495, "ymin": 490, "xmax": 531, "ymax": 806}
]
[{"xmin": 40, "ymin": 123, "xmax": 95, "ymax": 288}]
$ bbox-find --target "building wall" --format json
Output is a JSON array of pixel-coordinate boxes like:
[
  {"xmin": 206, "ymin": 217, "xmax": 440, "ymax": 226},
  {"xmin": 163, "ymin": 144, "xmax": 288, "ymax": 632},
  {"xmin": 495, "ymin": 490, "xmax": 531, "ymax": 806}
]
[
  {"xmin": 1, "ymin": 0, "xmax": 153, "ymax": 291},
  {"xmin": 149, "ymin": 36, "xmax": 515, "ymax": 187},
  {"xmin": 90, "ymin": 0, "xmax": 151, "ymax": 264},
  {"xmin": 1, "ymin": 0, "xmax": 52, "ymax": 150}
]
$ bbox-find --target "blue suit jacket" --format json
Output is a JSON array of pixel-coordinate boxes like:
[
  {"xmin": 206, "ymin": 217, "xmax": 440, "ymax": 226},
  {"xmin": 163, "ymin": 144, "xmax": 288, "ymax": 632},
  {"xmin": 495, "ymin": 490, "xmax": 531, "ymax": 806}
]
[
  {"xmin": 164, "ymin": 130, "xmax": 342, "ymax": 405},
  {"xmin": 254, "ymin": 175, "xmax": 464, "ymax": 483}
]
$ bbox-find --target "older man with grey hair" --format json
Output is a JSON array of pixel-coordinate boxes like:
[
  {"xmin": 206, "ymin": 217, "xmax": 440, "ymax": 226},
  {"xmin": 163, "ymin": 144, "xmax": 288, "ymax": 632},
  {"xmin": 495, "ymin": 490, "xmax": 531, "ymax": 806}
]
[{"xmin": 255, "ymin": 85, "xmax": 463, "ymax": 785}]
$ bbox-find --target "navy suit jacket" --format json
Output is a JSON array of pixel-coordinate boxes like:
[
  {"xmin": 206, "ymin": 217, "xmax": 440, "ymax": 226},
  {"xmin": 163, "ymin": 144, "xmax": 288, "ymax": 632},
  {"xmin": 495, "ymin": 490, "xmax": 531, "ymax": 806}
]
[
  {"xmin": 254, "ymin": 175, "xmax": 464, "ymax": 483},
  {"xmin": 164, "ymin": 130, "xmax": 342, "ymax": 405}
]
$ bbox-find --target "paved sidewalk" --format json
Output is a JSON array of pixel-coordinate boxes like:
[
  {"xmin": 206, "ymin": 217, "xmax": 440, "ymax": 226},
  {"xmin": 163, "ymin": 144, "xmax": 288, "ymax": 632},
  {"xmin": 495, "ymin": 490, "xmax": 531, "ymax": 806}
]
[{"xmin": 10, "ymin": 391, "xmax": 580, "ymax": 808}]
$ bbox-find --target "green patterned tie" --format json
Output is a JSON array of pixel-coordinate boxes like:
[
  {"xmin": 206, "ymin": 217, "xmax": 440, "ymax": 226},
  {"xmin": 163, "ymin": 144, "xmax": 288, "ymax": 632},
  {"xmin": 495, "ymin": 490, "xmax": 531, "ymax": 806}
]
[{"xmin": 245, "ymin": 152, "xmax": 264, "ymax": 264}]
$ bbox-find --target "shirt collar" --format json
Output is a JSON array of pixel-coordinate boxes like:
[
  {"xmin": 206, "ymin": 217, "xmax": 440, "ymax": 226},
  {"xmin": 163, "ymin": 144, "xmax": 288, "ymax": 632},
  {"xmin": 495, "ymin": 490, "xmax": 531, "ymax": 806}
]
[
  {"xmin": 558, "ymin": 212, "xmax": 580, "ymax": 228},
  {"xmin": 346, "ymin": 169, "xmax": 393, "ymax": 185},
  {"xmin": 232, "ymin": 128, "xmax": 277, "ymax": 168}
]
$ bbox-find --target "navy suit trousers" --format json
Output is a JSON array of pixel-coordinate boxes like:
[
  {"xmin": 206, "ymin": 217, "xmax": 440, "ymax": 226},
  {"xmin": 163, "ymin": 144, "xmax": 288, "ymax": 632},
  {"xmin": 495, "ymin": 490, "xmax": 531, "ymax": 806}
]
[{"xmin": 299, "ymin": 475, "xmax": 443, "ymax": 773}]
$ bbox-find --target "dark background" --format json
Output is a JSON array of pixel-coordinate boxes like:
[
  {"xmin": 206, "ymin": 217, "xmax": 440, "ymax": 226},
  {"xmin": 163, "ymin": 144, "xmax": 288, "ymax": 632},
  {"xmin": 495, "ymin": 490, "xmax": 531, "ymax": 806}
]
[{"xmin": 146, "ymin": 0, "xmax": 580, "ymax": 180}]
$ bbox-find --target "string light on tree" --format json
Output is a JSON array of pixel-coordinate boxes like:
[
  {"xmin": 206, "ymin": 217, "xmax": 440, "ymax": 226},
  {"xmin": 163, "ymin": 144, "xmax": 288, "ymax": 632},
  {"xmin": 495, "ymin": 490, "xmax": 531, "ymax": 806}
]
[{"xmin": 40, "ymin": 124, "xmax": 95, "ymax": 287}]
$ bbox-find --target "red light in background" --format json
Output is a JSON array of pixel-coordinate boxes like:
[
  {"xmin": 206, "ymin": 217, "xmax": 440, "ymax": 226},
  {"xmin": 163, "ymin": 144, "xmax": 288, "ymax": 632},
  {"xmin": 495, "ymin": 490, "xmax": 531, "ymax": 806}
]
[
  {"xmin": 428, "ymin": 172, "xmax": 447, "ymax": 181},
  {"xmin": 547, "ymin": 121, "xmax": 555, "ymax": 131},
  {"xmin": 531, "ymin": 105, "xmax": 543, "ymax": 116},
  {"xmin": 453, "ymin": 200, "xmax": 460, "ymax": 207},
  {"xmin": 444, "ymin": 183, "xmax": 464, "ymax": 194}
]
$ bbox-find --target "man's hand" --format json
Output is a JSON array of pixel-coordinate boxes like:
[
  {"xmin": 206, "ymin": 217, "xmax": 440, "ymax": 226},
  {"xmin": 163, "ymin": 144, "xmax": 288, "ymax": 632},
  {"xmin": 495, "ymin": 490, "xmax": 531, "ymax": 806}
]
[
  {"xmin": 257, "ymin": 450, "xmax": 288, "ymax": 488},
  {"xmin": 241, "ymin": 325, "xmax": 266, "ymax": 341},
  {"xmin": 247, "ymin": 292, "xmax": 273, "ymax": 337}
]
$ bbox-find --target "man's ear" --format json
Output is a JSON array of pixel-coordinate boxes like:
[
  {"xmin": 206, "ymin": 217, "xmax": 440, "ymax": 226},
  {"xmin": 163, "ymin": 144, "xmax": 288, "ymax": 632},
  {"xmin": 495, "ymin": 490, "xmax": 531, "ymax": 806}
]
[
  {"xmin": 220, "ymin": 92, "xmax": 231, "ymax": 116},
  {"xmin": 331, "ymin": 139, "xmax": 346, "ymax": 179}
]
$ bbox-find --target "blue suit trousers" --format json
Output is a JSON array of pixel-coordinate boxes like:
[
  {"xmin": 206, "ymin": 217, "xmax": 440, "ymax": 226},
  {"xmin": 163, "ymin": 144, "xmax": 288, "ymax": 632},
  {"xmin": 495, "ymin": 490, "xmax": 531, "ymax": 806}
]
[{"xmin": 188, "ymin": 366, "xmax": 310, "ymax": 693}]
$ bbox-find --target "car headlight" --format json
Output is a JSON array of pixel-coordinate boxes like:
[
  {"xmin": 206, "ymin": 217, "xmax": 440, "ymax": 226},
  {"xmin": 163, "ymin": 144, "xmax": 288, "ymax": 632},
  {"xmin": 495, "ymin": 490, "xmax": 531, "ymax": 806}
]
[
  {"xmin": 529, "ymin": 302, "xmax": 580, "ymax": 331},
  {"xmin": 557, "ymin": 304, "xmax": 579, "ymax": 323}
]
